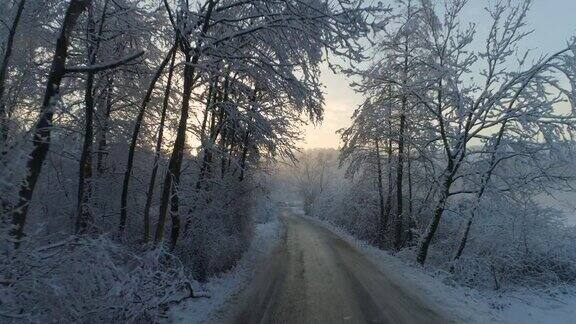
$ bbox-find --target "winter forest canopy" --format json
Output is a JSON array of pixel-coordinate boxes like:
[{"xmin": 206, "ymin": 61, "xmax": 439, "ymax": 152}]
[{"xmin": 1, "ymin": 0, "xmax": 576, "ymax": 322}]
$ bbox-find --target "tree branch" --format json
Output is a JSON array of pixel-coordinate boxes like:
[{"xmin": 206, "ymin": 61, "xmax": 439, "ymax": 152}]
[{"xmin": 65, "ymin": 50, "xmax": 145, "ymax": 74}]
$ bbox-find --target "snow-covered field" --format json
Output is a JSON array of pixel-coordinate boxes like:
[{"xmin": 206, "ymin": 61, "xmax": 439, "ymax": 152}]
[
  {"xmin": 168, "ymin": 218, "xmax": 282, "ymax": 323},
  {"xmin": 293, "ymin": 205, "xmax": 576, "ymax": 324}
]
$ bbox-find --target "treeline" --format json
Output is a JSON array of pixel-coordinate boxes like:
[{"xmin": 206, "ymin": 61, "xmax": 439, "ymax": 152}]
[
  {"xmin": 0, "ymin": 0, "xmax": 377, "ymax": 321},
  {"xmin": 296, "ymin": 0, "xmax": 576, "ymax": 290}
]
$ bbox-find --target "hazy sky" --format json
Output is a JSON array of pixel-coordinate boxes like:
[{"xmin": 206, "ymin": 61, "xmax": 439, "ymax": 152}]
[{"xmin": 301, "ymin": 0, "xmax": 576, "ymax": 149}]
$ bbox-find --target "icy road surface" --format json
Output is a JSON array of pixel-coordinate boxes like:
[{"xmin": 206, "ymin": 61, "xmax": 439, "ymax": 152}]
[{"xmin": 230, "ymin": 208, "xmax": 454, "ymax": 324}]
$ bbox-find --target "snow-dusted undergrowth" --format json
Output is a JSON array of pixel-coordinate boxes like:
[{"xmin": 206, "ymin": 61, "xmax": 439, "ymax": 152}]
[
  {"xmin": 169, "ymin": 217, "xmax": 282, "ymax": 324},
  {"xmin": 1, "ymin": 236, "xmax": 195, "ymax": 322}
]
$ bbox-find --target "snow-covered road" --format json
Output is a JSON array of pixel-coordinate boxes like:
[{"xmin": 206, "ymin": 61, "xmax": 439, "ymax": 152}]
[{"xmin": 230, "ymin": 209, "xmax": 454, "ymax": 324}]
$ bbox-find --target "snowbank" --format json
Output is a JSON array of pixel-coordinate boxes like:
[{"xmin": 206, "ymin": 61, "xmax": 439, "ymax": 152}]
[{"xmin": 168, "ymin": 218, "xmax": 282, "ymax": 323}]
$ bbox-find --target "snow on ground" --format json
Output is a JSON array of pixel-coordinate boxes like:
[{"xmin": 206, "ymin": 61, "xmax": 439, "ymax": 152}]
[
  {"xmin": 493, "ymin": 288, "xmax": 576, "ymax": 324},
  {"xmin": 168, "ymin": 218, "xmax": 282, "ymax": 324},
  {"xmin": 287, "ymin": 204, "xmax": 576, "ymax": 324}
]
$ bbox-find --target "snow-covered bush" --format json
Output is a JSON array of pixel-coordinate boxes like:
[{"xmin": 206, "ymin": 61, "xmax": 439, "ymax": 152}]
[
  {"xmin": 0, "ymin": 236, "xmax": 192, "ymax": 322},
  {"xmin": 449, "ymin": 197, "xmax": 576, "ymax": 290},
  {"xmin": 175, "ymin": 178, "xmax": 255, "ymax": 282},
  {"xmin": 311, "ymin": 172, "xmax": 381, "ymax": 243}
]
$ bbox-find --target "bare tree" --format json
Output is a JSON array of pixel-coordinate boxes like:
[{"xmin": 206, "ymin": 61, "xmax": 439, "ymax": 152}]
[
  {"xmin": 11, "ymin": 0, "xmax": 92, "ymax": 246},
  {"xmin": 0, "ymin": 0, "xmax": 26, "ymax": 151}
]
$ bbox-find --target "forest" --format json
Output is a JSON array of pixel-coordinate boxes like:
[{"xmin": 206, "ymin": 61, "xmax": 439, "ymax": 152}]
[{"xmin": 1, "ymin": 0, "xmax": 576, "ymax": 323}]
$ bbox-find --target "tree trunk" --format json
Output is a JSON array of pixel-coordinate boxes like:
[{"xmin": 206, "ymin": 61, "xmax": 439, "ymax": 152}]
[
  {"xmin": 0, "ymin": 0, "xmax": 26, "ymax": 151},
  {"xmin": 76, "ymin": 70, "xmax": 95, "ymax": 234},
  {"xmin": 375, "ymin": 139, "xmax": 386, "ymax": 248},
  {"xmin": 395, "ymin": 35, "xmax": 409, "ymax": 250},
  {"xmin": 155, "ymin": 0, "xmax": 216, "ymax": 249},
  {"xmin": 183, "ymin": 81, "xmax": 217, "ymax": 235},
  {"xmin": 404, "ymin": 145, "xmax": 417, "ymax": 246},
  {"xmin": 11, "ymin": 0, "xmax": 91, "ymax": 246},
  {"xmin": 416, "ymin": 173, "xmax": 452, "ymax": 265},
  {"xmin": 142, "ymin": 49, "xmax": 176, "ymax": 243},
  {"xmin": 218, "ymin": 91, "xmax": 232, "ymax": 179},
  {"xmin": 238, "ymin": 131, "xmax": 250, "ymax": 182},
  {"xmin": 219, "ymin": 131, "xmax": 229, "ymax": 177},
  {"xmin": 407, "ymin": 144, "xmax": 413, "ymax": 216},
  {"xmin": 394, "ymin": 109, "xmax": 405, "ymax": 250},
  {"xmin": 383, "ymin": 137, "xmax": 393, "ymax": 246},
  {"xmin": 154, "ymin": 52, "xmax": 192, "ymax": 248},
  {"xmin": 118, "ymin": 43, "xmax": 176, "ymax": 234},
  {"xmin": 96, "ymin": 76, "xmax": 113, "ymax": 175},
  {"xmin": 452, "ymin": 122, "xmax": 508, "ymax": 262},
  {"xmin": 238, "ymin": 88, "xmax": 257, "ymax": 182},
  {"xmin": 416, "ymin": 57, "xmax": 453, "ymax": 265},
  {"xmin": 76, "ymin": 0, "xmax": 110, "ymax": 233},
  {"xmin": 195, "ymin": 74, "xmax": 228, "ymax": 193},
  {"xmin": 452, "ymin": 217, "xmax": 473, "ymax": 263}
]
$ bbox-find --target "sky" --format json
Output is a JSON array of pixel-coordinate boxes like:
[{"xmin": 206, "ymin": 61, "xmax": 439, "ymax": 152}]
[{"xmin": 300, "ymin": 0, "xmax": 576, "ymax": 149}]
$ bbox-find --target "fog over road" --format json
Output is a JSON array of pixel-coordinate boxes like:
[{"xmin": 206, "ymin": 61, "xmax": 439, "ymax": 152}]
[{"xmin": 229, "ymin": 208, "xmax": 454, "ymax": 324}]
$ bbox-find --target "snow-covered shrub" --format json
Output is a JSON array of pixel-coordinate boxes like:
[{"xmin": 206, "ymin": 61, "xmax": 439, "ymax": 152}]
[
  {"xmin": 175, "ymin": 178, "xmax": 255, "ymax": 282},
  {"xmin": 0, "ymin": 236, "xmax": 192, "ymax": 322},
  {"xmin": 449, "ymin": 197, "xmax": 576, "ymax": 290},
  {"xmin": 310, "ymin": 172, "xmax": 381, "ymax": 243}
]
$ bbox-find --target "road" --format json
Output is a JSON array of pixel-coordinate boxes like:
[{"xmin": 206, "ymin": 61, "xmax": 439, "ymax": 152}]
[{"xmin": 229, "ymin": 208, "xmax": 454, "ymax": 324}]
